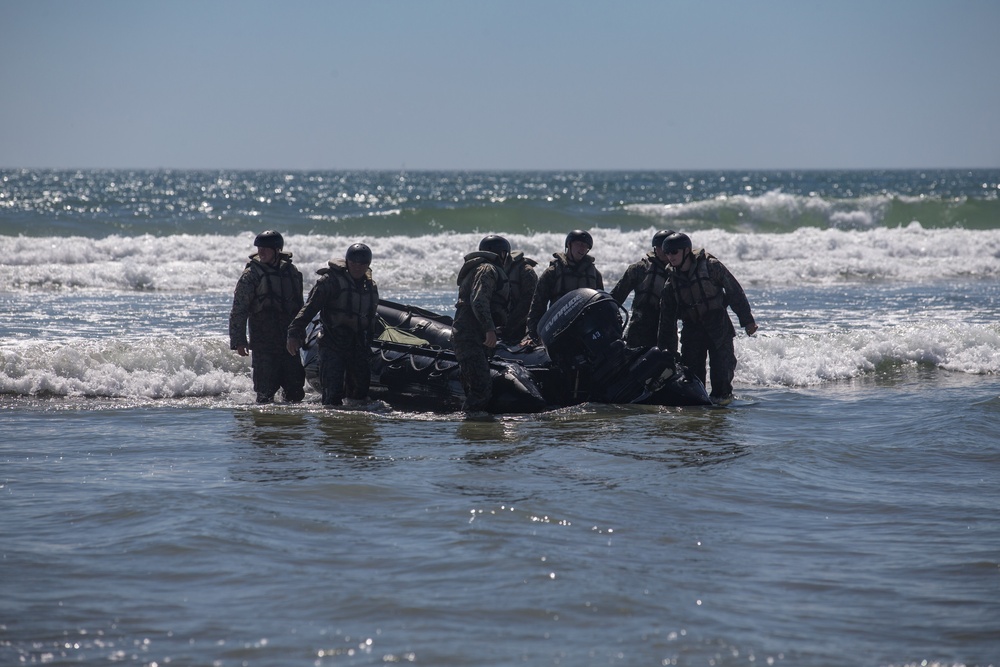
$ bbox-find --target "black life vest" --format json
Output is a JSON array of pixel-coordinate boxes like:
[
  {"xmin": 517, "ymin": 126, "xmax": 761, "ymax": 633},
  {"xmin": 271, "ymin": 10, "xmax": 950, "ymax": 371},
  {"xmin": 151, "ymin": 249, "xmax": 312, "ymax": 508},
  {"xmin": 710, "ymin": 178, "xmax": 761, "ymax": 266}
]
[
  {"xmin": 631, "ymin": 252, "xmax": 670, "ymax": 313},
  {"xmin": 669, "ymin": 251, "xmax": 725, "ymax": 323},
  {"xmin": 506, "ymin": 252, "xmax": 538, "ymax": 300},
  {"xmin": 547, "ymin": 253, "xmax": 601, "ymax": 302},
  {"xmin": 248, "ymin": 254, "xmax": 302, "ymax": 319},
  {"xmin": 317, "ymin": 260, "xmax": 378, "ymax": 332},
  {"xmin": 456, "ymin": 252, "xmax": 510, "ymax": 326}
]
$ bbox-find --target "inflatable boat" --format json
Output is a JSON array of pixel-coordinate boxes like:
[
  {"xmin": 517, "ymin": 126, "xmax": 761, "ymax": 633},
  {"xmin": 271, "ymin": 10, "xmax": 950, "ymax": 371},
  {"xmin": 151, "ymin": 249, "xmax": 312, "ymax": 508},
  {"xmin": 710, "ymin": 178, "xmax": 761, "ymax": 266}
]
[{"xmin": 301, "ymin": 288, "xmax": 712, "ymax": 413}]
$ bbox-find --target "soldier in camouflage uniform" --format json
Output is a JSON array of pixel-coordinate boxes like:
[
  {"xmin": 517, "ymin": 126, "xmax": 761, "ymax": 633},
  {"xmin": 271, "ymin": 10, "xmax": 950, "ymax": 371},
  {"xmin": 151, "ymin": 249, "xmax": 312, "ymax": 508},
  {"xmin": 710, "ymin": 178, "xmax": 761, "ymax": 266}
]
[
  {"xmin": 610, "ymin": 229, "xmax": 674, "ymax": 349},
  {"xmin": 656, "ymin": 232, "xmax": 758, "ymax": 405},
  {"xmin": 287, "ymin": 243, "xmax": 379, "ymax": 406},
  {"xmin": 453, "ymin": 235, "xmax": 511, "ymax": 413},
  {"xmin": 229, "ymin": 230, "xmax": 305, "ymax": 404},
  {"xmin": 499, "ymin": 248, "xmax": 538, "ymax": 345},
  {"xmin": 523, "ymin": 229, "xmax": 603, "ymax": 345}
]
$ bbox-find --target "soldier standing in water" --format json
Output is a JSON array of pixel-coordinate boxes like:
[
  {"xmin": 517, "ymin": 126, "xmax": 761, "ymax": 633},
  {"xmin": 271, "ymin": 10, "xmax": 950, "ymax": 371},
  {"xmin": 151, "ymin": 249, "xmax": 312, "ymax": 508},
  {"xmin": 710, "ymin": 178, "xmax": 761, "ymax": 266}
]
[
  {"xmin": 656, "ymin": 232, "xmax": 758, "ymax": 406},
  {"xmin": 229, "ymin": 230, "xmax": 305, "ymax": 404},
  {"xmin": 453, "ymin": 235, "xmax": 511, "ymax": 413},
  {"xmin": 287, "ymin": 243, "xmax": 379, "ymax": 407}
]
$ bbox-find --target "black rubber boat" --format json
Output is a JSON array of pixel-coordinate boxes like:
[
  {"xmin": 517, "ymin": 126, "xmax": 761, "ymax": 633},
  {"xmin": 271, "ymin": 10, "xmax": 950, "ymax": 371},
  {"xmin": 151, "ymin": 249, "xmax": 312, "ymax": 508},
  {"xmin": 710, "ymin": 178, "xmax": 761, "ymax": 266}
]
[{"xmin": 301, "ymin": 288, "xmax": 712, "ymax": 412}]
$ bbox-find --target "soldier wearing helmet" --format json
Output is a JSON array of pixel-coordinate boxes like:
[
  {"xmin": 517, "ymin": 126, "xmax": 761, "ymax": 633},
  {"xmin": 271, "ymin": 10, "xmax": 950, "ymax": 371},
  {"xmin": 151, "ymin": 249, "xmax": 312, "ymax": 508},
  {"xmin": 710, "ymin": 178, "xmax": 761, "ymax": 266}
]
[
  {"xmin": 452, "ymin": 235, "xmax": 511, "ymax": 413},
  {"xmin": 499, "ymin": 243, "xmax": 538, "ymax": 345},
  {"xmin": 287, "ymin": 243, "xmax": 379, "ymax": 406},
  {"xmin": 522, "ymin": 229, "xmax": 604, "ymax": 345},
  {"xmin": 656, "ymin": 232, "xmax": 758, "ymax": 406},
  {"xmin": 229, "ymin": 229, "xmax": 306, "ymax": 404},
  {"xmin": 610, "ymin": 230, "xmax": 675, "ymax": 349}
]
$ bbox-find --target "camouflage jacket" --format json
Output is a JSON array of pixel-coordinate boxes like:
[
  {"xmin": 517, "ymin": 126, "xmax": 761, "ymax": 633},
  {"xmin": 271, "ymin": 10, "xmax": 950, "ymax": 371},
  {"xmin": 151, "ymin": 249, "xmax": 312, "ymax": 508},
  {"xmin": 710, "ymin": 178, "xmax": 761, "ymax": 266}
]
[
  {"xmin": 288, "ymin": 259, "xmax": 379, "ymax": 345},
  {"xmin": 454, "ymin": 251, "xmax": 509, "ymax": 338},
  {"xmin": 501, "ymin": 251, "xmax": 538, "ymax": 342},
  {"xmin": 656, "ymin": 249, "xmax": 755, "ymax": 353},
  {"xmin": 229, "ymin": 252, "xmax": 303, "ymax": 353},
  {"xmin": 610, "ymin": 251, "xmax": 670, "ymax": 325}
]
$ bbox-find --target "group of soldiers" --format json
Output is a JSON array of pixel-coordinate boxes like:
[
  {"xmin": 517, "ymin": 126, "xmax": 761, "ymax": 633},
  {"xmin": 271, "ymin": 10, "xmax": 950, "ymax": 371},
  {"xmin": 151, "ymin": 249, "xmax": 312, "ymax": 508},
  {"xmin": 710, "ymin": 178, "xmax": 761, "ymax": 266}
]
[
  {"xmin": 228, "ymin": 230, "xmax": 378, "ymax": 407},
  {"xmin": 228, "ymin": 227, "xmax": 757, "ymax": 411}
]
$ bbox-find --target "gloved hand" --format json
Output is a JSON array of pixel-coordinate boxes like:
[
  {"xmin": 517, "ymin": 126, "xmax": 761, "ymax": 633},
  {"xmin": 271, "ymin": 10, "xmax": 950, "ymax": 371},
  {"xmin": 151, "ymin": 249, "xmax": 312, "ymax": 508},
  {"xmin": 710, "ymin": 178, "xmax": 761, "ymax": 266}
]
[
  {"xmin": 670, "ymin": 351, "xmax": 683, "ymax": 371},
  {"xmin": 519, "ymin": 335, "xmax": 540, "ymax": 349}
]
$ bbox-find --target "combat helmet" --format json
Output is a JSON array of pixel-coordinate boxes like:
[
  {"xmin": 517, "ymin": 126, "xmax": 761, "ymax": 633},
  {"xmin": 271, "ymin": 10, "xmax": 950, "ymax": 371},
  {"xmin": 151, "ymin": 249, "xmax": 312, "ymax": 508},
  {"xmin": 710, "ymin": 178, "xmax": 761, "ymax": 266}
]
[
  {"xmin": 661, "ymin": 232, "xmax": 692, "ymax": 254},
  {"xmin": 565, "ymin": 229, "xmax": 594, "ymax": 250},
  {"xmin": 254, "ymin": 229, "xmax": 284, "ymax": 250},
  {"xmin": 478, "ymin": 234, "xmax": 511, "ymax": 263},
  {"xmin": 652, "ymin": 229, "xmax": 676, "ymax": 249},
  {"xmin": 345, "ymin": 243, "xmax": 373, "ymax": 264}
]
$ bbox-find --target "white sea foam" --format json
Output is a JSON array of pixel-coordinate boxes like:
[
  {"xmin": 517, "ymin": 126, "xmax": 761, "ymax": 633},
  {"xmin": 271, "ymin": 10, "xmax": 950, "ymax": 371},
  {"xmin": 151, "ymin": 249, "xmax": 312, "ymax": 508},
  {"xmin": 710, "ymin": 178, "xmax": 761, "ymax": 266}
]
[
  {"xmin": 0, "ymin": 336, "xmax": 255, "ymax": 400},
  {"xmin": 2, "ymin": 226, "xmax": 1000, "ymax": 293},
  {"xmin": 2, "ymin": 316, "xmax": 997, "ymax": 402},
  {"xmin": 737, "ymin": 321, "xmax": 1000, "ymax": 387}
]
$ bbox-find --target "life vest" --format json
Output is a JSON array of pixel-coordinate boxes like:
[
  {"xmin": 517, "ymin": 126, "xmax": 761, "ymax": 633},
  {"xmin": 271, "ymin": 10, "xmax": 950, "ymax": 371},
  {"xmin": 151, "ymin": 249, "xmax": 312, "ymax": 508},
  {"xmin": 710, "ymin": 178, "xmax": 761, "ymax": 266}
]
[
  {"xmin": 456, "ymin": 252, "xmax": 510, "ymax": 327},
  {"xmin": 316, "ymin": 260, "xmax": 378, "ymax": 332},
  {"xmin": 506, "ymin": 252, "xmax": 538, "ymax": 300},
  {"xmin": 247, "ymin": 254, "xmax": 302, "ymax": 319},
  {"xmin": 631, "ymin": 252, "xmax": 670, "ymax": 313},
  {"xmin": 547, "ymin": 253, "xmax": 601, "ymax": 302},
  {"xmin": 668, "ymin": 250, "xmax": 725, "ymax": 323}
]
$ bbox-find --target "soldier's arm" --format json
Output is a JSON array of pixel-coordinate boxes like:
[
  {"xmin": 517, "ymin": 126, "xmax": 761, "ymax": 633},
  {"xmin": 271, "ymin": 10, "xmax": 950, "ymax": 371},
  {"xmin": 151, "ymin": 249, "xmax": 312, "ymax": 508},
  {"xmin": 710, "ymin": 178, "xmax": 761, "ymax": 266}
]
[
  {"xmin": 470, "ymin": 265, "xmax": 498, "ymax": 333},
  {"xmin": 610, "ymin": 262, "xmax": 640, "ymax": 305},
  {"xmin": 287, "ymin": 279, "xmax": 331, "ymax": 347},
  {"xmin": 524, "ymin": 269, "xmax": 554, "ymax": 341},
  {"xmin": 367, "ymin": 282, "xmax": 380, "ymax": 343},
  {"xmin": 228, "ymin": 269, "xmax": 255, "ymax": 351},
  {"xmin": 655, "ymin": 288, "xmax": 679, "ymax": 354},
  {"xmin": 290, "ymin": 268, "xmax": 305, "ymax": 313},
  {"xmin": 714, "ymin": 261, "xmax": 756, "ymax": 330}
]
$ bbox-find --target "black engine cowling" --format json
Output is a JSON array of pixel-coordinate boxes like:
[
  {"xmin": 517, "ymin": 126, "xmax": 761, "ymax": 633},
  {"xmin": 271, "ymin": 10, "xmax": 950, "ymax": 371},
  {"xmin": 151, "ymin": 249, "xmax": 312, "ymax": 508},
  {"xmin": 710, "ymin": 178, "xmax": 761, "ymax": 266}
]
[
  {"xmin": 537, "ymin": 288, "xmax": 625, "ymax": 372},
  {"xmin": 535, "ymin": 289, "xmax": 710, "ymax": 406},
  {"xmin": 537, "ymin": 289, "xmax": 630, "ymax": 396}
]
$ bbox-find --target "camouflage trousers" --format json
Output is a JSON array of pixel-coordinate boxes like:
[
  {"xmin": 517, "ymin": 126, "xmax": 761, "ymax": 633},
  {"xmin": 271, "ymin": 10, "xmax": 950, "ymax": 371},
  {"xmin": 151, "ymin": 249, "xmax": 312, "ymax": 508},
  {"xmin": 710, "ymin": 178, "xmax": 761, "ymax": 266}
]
[
  {"xmin": 453, "ymin": 336, "xmax": 493, "ymax": 412},
  {"xmin": 679, "ymin": 311, "xmax": 738, "ymax": 399},
  {"xmin": 317, "ymin": 337, "xmax": 372, "ymax": 406},
  {"xmin": 251, "ymin": 350, "xmax": 306, "ymax": 404}
]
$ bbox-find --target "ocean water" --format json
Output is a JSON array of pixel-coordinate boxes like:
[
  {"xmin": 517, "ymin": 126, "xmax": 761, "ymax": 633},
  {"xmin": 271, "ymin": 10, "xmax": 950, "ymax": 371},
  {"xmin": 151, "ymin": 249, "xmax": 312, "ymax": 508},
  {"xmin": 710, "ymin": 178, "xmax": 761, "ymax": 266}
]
[{"xmin": 2, "ymin": 169, "xmax": 999, "ymax": 666}]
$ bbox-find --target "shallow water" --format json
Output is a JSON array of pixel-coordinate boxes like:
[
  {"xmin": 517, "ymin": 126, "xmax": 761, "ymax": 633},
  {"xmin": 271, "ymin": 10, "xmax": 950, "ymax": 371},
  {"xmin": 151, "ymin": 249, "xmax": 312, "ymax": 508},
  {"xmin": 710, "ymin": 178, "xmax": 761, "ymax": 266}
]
[{"xmin": 4, "ymin": 370, "xmax": 999, "ymax": 666}]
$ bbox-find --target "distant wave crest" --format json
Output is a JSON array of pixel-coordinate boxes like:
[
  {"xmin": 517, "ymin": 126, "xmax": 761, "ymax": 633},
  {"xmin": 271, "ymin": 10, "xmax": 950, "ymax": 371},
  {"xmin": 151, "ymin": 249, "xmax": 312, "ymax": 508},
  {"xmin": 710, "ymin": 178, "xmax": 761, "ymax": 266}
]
[{"xmin": 626, "ymin": 190, "xmax": 998, "ymax": 232}]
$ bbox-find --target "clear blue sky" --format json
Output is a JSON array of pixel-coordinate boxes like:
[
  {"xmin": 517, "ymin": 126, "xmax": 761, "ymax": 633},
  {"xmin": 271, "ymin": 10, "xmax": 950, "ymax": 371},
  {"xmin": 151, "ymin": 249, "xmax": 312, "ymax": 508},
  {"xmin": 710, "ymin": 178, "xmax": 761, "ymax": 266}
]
[{"xmin": 2, "ymin": 0, "xmax": 997, "ymax": 170}]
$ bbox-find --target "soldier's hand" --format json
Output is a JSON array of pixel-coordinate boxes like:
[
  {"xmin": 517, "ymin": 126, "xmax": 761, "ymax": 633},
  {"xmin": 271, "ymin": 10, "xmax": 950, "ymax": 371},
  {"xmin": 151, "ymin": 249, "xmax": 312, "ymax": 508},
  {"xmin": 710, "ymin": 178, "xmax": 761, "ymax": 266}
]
[
  {"xmin": 286, "ymin": 338, "xmax": 301, "ymax": 356},
  {"xmin": 745, "ymin": 323, "xmax": 758, "ymax": 336},
  {"xmin": 236, "ymin": 345, "xmax": 249, "ymax": 357},
  {"xmin": 483, "ymin": 330, "xmax": 498, "ymax": 349}
]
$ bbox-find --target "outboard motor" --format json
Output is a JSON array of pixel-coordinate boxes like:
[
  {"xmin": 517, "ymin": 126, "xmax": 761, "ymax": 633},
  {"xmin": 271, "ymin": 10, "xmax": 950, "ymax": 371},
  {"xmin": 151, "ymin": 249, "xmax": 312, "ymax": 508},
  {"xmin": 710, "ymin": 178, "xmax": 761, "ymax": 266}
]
[
  {"xmin": 537, "ymin": 289, "xmax": 628, "ymax": 401},
  {"xmin": 537, "ymin": 288, "xmax": 712, "ymax": 406}
]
